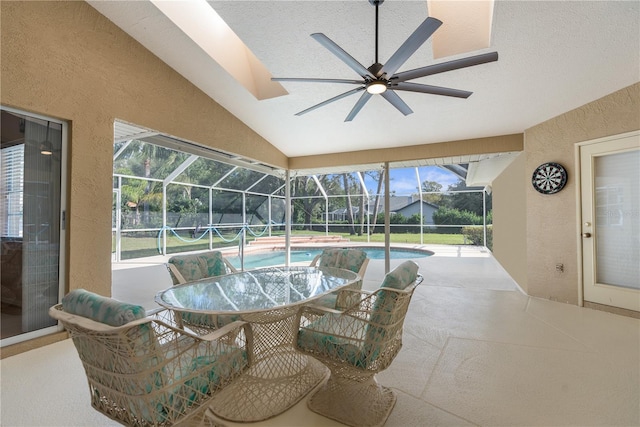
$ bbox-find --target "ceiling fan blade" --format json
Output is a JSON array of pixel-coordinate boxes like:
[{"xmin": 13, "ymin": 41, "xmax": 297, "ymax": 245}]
[
  {"xmin": 379, "ymin": 17, "xmax": 442, "ymax": 78},
  {"xmin": 345, "ymin": 92, "xmax": 373, "ymax": 122},
  {"xmin": 391, "ymin": 52, "xmax": 499, "ymax": 83},
  {"xmin": 392, "ymin": 82, "xmax": 472, "ymax": 98},
  {"xmin": 272, "ymin": 77, "xmax": 364, "ymax": 84},
  {"xmin": 381, "ymin": 90, "xmax": 413, "ymax": 116},
  {"xmin": 295, "ymin": 87, "xmax": 365, "ymax": 116},
  {"xmin": 311, "ymin": 33, "xmax": 375, "ymax": 79}
]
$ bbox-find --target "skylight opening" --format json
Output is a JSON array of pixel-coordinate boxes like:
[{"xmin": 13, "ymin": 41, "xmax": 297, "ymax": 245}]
[
  {"xmin": 427, "ymin": 0, "xmax": 495, "ymax": 59},
  {"xmin": 150, "ymin": 0, "xmax": 287, "ymax": 100}
]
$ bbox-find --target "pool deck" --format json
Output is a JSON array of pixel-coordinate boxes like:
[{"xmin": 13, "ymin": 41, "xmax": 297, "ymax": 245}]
[
  {"xmin": 111, "ymin": 243, "xmax": 490, "ymax": 312},
  {"xmin": 7, "ymin": 243, "xmax": 639, "ymax": 427}
]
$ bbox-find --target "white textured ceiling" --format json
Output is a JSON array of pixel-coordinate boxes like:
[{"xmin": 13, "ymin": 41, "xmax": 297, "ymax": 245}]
[{"xmin": 89, "ymin": 0, "xmax": 640, "ymax": 159}]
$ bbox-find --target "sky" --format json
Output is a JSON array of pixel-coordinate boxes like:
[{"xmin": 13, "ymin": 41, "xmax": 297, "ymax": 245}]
[{"xmin": 363, "ymin": 166, "xmax": 462, "ymax": 196}]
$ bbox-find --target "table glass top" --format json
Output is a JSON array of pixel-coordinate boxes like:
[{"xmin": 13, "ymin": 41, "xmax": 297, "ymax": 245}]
[{"xmin": 155, "ymin": 266, "xmax": 359, "ymax": 313}]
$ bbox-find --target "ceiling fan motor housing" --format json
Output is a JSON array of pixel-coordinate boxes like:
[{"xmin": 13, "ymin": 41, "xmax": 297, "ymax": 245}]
[{"xmin": 368, "ymin": 62, "xmax": 385, "ymax": 78}]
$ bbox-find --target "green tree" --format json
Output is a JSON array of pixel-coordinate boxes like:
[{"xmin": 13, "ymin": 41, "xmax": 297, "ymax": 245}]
[
  {"xmin": 120, "ymin": 177, "xmax": 163, "ymax": 227},
  {"xmin": 115, "ymin": 141, "xmax": 186, "ymax": 225},
  {"xmin": 291, "ymin": 174, "xmax": 341, "ymax": 230},
  {"xmin": 342, "ymin": 173, "xmax": 356, "ymax": 235},
  {"xmin": 444, "ymin": 180, "xmax": 492, "ymax": 216},
  {"xmin": 420, "ymin": 180, "xmax": 444, "ymax": 206}
]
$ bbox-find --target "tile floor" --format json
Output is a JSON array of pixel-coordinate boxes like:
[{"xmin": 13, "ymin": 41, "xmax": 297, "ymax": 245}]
[{"xmin": 1, "ymin": 245, "xmax": 638, "ymax": 426}]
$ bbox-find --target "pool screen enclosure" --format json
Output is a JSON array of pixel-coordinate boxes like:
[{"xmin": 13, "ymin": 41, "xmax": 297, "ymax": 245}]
[{"xmin": 112, "ymin": 121, "xmax": 492, "ymax": 263}]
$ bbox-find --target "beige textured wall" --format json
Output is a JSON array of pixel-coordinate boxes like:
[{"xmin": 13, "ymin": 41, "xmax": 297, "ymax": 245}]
[
  {"xmin": 492, "ymin": 152, "xmax": 528, "ymax": 292},
  {"xmin": 1, "ymin": 1, "xmax": 287, "ymax": 302},
  {"xmin": 522, "ymin": 83, "xmax": 640, "ymax": 304}
]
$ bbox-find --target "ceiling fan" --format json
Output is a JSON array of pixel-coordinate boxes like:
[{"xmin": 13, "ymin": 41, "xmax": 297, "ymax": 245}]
[{"xmin": 272, "ymin": 0, "xmax": 498, "ymax": 122}]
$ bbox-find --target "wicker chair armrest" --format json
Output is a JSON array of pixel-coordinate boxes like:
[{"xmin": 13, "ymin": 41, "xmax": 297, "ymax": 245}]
[
  {"xmin": 223, "ymin": 258, "xmax": 238, "ymax": 274},
  {"xmin": 336, "ymin": 289, "xmax": 381, "ymax": 317},
  {"xmin": 149, "ymin": 307, "xmax": 191, "ymax": 329},
  {"xmin": 358, "ymin": 257, "xmax": 370, "ymax": 277},
  {"xmin": 147, "ymin": 306, "xmax": 168, "ymax": 317},
  {"xmin": 295, "ymin": 303, "xmax": 342, "ymax": 330},
  {"xmin": 197, "ymin": 320, "xmax": 254, "ymax": 367},
  {"xmin": 335, "ymin": 288, "xmax": 372, "ymax": 310},
  {"xmin": 152, "ymin": 316, "xmax": 249, "ymax": 347},
  {"xmin": 301, "ymin": 303, "xmax": 344, "ymax": 316},
  {"xmin": 152, "ymin": 318, "xmax": 252, "ymax": 371},
  {"xmin": 198, "ymin": 319, "xmax": 248, "ymax": 340},
  {"xmin": 309, "ymin": 254, "xmax": 322, "ymax": 267},
  {"xmin": 166, "ymin": 262, "xmax": 187, "ymax": 284}
]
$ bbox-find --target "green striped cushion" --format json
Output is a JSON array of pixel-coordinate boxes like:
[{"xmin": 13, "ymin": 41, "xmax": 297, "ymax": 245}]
[{"xmin": 62, "ymin": 289, "xmax": 146, "ymax": 326}]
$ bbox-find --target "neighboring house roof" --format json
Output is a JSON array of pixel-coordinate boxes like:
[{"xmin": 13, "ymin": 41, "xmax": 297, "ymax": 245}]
[
  {"xmin": 394, "ymin": 200, "xmax": 439, "ymax": 213},
  {"xmin": 371, "ymin": 196, "xmax": 439, "ymax": 214}
]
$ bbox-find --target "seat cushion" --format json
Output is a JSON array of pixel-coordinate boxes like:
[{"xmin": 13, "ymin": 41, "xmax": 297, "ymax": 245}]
[
  {"xmin": 163, "ymin": 339, "xmax": 248, "ymax": 411},
  {"xmin": 62, "ymin": 289, "xmax": 146, "ymax": 326},
  {"xmin": 297, "ymin": 313, "xmax": 373, "ymax": 368}
]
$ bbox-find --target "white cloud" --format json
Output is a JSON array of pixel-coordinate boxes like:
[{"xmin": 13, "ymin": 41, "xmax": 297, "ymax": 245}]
[
  {"xmin": 363, "ymin": 166, "xmax": 463, "ymax": 195},
  {"xmin": 418, "ymin": 167, "xmax": 461, "ymax": 188}
]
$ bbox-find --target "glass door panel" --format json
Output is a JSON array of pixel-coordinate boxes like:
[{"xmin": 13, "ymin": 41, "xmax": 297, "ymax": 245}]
[
  {"xmin": 1, "ymin": 109, "xmax": 65, "ymax": 344},
  {"xmin": 594, "ymin": 150, "xmax": 640, "ymax": 289}
]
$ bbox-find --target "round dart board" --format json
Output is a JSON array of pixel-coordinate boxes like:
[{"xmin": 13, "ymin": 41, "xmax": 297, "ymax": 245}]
[{"xmin": 532, "ymin": 162, "xmax": 567, "ymax": 194}]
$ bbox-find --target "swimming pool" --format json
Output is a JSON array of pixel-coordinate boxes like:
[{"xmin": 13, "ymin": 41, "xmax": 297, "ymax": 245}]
[{"xmin": 227, "ymin": 247, "xmax": 433, "ymax": 270}]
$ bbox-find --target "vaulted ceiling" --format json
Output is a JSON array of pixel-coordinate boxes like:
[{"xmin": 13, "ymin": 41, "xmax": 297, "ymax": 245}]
[{"xmin": 90, "ymin": 1, "xmax": 639, "ymax": 159}]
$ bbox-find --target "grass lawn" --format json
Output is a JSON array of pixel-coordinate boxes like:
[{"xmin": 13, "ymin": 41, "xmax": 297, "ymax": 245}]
[{"xmin": 343, "ymin": 232, "xmax": 464, "ymax": 245}]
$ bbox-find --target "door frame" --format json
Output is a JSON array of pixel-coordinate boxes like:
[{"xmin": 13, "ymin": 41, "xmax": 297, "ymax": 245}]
[
  {"xmin": 575, "ymin": 129, "xmax": 640, "ymax": 308},
  {"xmin": 0, "ymin": 106, "xmax": 68, "ymax": 347}
]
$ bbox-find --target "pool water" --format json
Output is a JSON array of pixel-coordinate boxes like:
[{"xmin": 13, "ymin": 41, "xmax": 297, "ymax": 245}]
[{"xmin": 228, "ymin": 247, "xmax": 432, "ymax": 270}]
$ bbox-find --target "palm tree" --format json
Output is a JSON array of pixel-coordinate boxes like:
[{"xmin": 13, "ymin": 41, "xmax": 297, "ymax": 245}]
[
  {"xmin": 342, "ymin": 173, "xmax": 356, "ymax": 235},
  {"xmin": 367, "ymin": 169, "xmax": 385, "ymax": 234}
]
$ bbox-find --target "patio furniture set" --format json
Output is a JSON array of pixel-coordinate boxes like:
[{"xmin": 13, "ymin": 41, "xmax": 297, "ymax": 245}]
[{"xmin": 50, "ymin": 248, "xmax": 423, "ymax": 427}]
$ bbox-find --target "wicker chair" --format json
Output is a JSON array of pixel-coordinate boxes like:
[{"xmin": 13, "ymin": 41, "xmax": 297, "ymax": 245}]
[
  {"xmin": 166, "ymin": 251, "xmax": 239, "ymax": 331},
  {"xmin": 295, "ymin": 260, "xmax": 423, "ymax": 427},
  {"xmin": 309, "ymin": 248, "xmax": 369, "ymax": 308},
  {"xmin": 49, "ymin": 289, "xmax": 252, "ymax": 427},
  {"xmin": 166, "ymin": 251, "xmax": 237, "ymax": 285}
]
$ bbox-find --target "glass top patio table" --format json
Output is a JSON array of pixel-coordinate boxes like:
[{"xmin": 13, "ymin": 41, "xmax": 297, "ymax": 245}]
[
  {"xmin": 155, "ymin": 266, "xmax": 359, "ymax": 314},
  {"xmin": 154, "ymin": 265, "xmax": 361, "ymax": 423}
]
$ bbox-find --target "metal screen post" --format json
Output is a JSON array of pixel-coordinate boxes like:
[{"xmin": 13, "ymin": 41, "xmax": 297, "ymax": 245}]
[
  {"xmin": 239, "ymin": 228, "xmax": 245, "ymax": 271},
  {"xmin": 483, "ymin": 188, "xmax": 487, "ymax": 248},
  {"xmin": 384, "ymin": 162, "xmax": 390, "ymax": 274},
  {"xmin": 285, "ymin": 170, "xmax": 291, "ymax": 266}
]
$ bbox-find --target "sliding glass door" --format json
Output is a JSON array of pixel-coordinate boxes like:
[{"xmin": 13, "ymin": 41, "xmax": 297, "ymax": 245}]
[{"xmin": 1, "ymin": 107, "xmax": 66, "ymax": 346}]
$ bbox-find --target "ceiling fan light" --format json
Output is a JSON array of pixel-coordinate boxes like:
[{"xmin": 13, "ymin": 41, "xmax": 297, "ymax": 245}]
[{"xmin": 366, "ymin": 81, "xmax": 387, "ymax": 94}]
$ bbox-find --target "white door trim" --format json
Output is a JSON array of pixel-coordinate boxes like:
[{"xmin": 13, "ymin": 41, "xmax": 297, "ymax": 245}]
[{"xmin": 575, "ymin": 129, "xmax": 640, "ymax": 308}]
